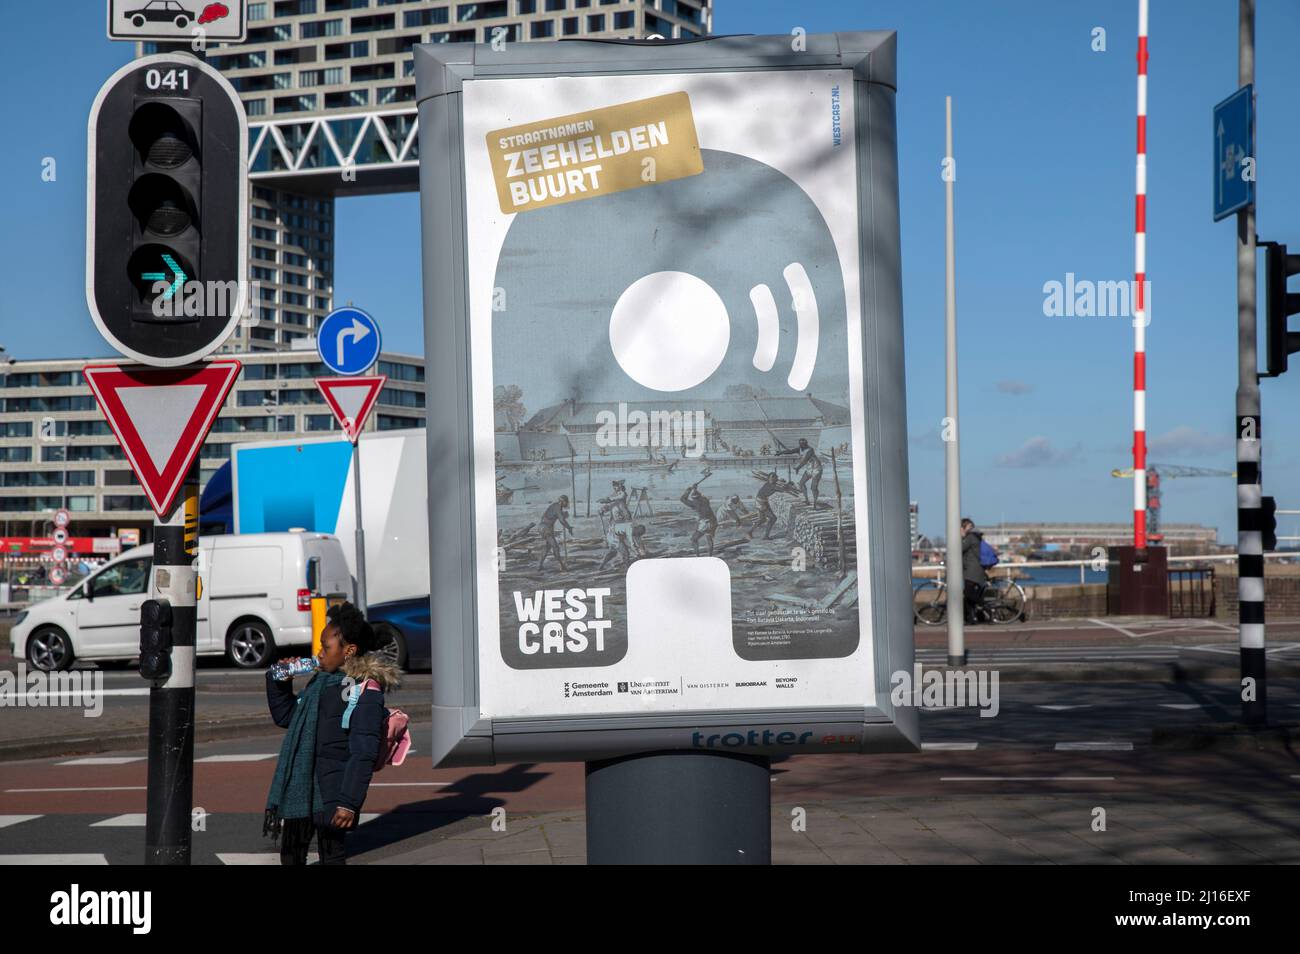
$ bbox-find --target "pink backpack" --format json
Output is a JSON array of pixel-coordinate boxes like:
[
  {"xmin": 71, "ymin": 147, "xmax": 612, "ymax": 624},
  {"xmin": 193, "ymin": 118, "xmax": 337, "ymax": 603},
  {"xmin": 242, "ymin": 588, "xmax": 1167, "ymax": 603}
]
[{"xmin": 342, "ymin": 678, "xmax": 411, "ymax": 771}]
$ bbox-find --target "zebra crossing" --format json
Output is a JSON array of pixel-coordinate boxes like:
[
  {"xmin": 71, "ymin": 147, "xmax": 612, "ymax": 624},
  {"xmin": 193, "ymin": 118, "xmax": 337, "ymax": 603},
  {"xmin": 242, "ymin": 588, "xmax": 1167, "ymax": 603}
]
[{"xmin": 0, "ymin": 811, "xmax": 383, "ymax": 865}]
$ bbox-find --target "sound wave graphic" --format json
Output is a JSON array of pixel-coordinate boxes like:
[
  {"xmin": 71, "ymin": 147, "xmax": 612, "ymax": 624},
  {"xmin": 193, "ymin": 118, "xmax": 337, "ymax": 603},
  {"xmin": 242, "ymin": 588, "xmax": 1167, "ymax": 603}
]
[{"xmin": 748, "ymin": 262, "xmax": 819, "ymax": 391}]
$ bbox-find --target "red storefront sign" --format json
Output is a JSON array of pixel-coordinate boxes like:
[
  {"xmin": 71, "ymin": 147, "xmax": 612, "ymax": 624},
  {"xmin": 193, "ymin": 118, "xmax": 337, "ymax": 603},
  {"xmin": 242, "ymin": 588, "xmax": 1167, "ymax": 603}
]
[{"xmin": 0, "ymin": 537, "xmax": 121, "ymax": 555}]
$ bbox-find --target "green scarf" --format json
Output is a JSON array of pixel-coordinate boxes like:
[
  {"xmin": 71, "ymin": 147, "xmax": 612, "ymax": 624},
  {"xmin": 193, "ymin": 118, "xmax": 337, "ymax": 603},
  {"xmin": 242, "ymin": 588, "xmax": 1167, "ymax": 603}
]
[{"xmin": 264, "ymin": 670, "xmax": 345, "ymax": 836}]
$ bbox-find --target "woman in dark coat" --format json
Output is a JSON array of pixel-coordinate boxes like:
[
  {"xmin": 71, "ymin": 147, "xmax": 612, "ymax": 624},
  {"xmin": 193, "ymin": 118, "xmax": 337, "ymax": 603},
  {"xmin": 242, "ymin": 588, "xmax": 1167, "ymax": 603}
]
[
  {"xmin": 960, "ymin": 518, "xmax": 988, "ymax": 623},
  {"xmin": 264, "ymin": 601, "xmax": 400, "ymax": 865}
]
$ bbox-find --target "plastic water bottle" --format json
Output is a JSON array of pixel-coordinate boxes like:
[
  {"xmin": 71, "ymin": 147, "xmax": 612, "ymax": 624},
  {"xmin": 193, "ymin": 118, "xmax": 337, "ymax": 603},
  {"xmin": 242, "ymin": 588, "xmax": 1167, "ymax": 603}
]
[{"xmin": 269, "ymin": 656, "xmax": 319, "ymax": 681}]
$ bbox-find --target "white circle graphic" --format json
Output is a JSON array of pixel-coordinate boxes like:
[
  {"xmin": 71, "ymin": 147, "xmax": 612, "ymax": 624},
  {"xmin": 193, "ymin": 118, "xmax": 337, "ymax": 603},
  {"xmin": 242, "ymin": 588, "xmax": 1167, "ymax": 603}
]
[{"xmin": 609, "ymin": 271, "xmax": 729, "ymax": 392}]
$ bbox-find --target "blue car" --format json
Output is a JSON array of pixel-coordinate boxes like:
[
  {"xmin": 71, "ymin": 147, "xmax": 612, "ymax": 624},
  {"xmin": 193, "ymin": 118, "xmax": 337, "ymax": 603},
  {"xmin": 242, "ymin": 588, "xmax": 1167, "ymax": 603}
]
[{"xmin": 368, "ymin": 596, "xmax": 432, "ymax": 672}]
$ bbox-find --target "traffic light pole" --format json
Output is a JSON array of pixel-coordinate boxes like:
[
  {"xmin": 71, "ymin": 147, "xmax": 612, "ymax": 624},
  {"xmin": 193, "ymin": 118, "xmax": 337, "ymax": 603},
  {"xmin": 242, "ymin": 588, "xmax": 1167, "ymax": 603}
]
[
  {"xmin": 88, "ymin": 19, "xmax": 246, "ymax": 867},
  {"xmin": 144, "ymin": 459, "xmax": 200, "ymax": 864},
  {"xmin": 1235, "ymin": 0, "xmax": 1266, "ymax": 726},
  {"xmin": 154, "ymin": 40, "xmax": 206, "ymax": 61}
]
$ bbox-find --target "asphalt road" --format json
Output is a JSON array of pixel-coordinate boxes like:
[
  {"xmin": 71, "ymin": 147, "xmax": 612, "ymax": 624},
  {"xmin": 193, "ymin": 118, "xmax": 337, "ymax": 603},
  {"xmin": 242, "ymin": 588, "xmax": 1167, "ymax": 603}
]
[
  {"xmin": 5, "ymin": 616, "xmax": 1294, "ymax": 748},
  {"xmin": 0, "ymin": 662, "xmax": 434, "ymax": 755},
  {"xmin": 4, "ymin": 615, "xmax": 1300, "ymax": 758},
  {"xmin": 2, "ymin": 678, "xmax": 1298, "ymax": 863}
]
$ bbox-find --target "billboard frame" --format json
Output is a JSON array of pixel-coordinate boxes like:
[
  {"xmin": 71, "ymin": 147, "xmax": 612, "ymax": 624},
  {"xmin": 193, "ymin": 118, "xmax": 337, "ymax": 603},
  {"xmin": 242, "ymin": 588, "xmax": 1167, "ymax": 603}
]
[{"xmin": 414, "ymin": 32, "xmax": 915, "ymax": 767}]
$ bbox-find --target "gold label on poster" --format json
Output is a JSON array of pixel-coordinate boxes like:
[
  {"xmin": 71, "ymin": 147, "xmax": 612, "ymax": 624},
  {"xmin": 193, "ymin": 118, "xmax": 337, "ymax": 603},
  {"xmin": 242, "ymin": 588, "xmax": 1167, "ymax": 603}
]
[{"xmin": 486, "ymin": 92, "xmax": 703, "ymax": 214}]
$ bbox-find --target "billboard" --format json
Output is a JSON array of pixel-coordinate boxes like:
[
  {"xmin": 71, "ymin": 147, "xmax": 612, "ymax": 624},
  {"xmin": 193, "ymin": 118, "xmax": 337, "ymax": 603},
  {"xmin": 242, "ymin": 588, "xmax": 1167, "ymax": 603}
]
[{"xmin": 415, "ymin": 32, "xmax": 914, "ymax": 765}]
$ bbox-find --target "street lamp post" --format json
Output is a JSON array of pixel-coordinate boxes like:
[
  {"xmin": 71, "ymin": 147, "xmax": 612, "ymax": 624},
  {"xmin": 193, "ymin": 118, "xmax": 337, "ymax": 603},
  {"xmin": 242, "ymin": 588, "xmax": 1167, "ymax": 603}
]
[
  {"xmin": 0, "ymin": 342, "xmax": 14, "ymax": 571},
  {"xmin": 263, "ymin": 391, "xmax": 280, "ymax": 434}
]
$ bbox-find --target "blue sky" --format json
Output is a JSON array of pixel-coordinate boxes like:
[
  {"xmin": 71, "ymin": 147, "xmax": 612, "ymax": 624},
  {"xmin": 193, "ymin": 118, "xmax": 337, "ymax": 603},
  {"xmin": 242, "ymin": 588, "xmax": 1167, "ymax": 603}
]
[{"xmin": 2, "ymin": 0, "xmax": 1298, "ymax": 541}]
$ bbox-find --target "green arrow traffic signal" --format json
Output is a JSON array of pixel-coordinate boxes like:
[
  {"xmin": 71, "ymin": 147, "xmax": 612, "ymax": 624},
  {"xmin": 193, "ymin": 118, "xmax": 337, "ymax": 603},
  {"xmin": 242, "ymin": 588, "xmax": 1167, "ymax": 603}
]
[{"xmin": 140, "ymin": 253, "xmax": 187, "ymax": 301}]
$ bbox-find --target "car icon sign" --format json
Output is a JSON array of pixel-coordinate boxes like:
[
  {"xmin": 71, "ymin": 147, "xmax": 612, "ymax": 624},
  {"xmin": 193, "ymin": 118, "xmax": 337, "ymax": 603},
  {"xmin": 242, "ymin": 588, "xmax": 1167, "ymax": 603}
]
[{"xmin": 128, "ymin": 1, "xmax": 195, "ymax": 30}]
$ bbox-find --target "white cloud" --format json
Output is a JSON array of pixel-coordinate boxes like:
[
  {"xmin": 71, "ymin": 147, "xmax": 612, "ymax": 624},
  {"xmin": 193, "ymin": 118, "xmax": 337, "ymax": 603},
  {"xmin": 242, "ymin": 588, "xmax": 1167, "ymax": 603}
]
[
  {"xmin": 909, "ymin": 430, "xmax": 944, "ymax": 450},
  {"xmin": 1146, "ymin": 425, "xmax": 1234, "ymax": 459},
  {"xmin": 996, "ymin": 436, "xmax": 1081, "ymax": 469}
]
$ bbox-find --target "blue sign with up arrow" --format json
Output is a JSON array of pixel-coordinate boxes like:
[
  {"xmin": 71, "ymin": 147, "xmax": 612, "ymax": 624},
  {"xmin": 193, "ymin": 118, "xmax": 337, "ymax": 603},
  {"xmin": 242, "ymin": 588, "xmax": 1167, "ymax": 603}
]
[
  {"xmin": 1213, "ymin": 85, "xmax": 1254, "ymax": 222},
  {"xmin": 318, "ymin": 307, "xmax": 382, "ymax": 375}
]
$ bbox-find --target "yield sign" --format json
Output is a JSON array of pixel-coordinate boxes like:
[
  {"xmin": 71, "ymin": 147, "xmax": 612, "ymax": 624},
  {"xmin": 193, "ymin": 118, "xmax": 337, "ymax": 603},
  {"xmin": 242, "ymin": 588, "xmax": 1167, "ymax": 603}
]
[
  {"xmin": 316, "ymin": 375, "xmax": 386, "ymax": 443},
  {"xmin": 83, "ymin": 360, "xmax": 242, "ymax": 516}
]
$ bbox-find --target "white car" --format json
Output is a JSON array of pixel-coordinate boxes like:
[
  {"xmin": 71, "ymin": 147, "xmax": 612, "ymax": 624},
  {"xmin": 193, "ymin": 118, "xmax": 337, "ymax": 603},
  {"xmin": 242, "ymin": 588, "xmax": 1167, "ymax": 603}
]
[{"xmin": 10, "ymin": 532, "xmax": 352, "ymax": 672}]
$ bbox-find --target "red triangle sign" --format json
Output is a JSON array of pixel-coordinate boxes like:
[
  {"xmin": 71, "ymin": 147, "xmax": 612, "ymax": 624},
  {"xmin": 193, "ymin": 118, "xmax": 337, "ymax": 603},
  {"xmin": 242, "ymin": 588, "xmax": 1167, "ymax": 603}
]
[
  {"xmin": 83, "ymin": 360, "xmax": 242, "ymax": 516},
  {"xmin": 316, "ymin": 375, "xmax": 386, "ymax": 443}
]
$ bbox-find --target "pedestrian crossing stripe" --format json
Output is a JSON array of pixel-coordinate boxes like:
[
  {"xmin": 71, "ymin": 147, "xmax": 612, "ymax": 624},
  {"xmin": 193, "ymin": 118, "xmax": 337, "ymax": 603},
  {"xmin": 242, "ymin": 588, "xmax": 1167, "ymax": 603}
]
[
  {"xmin": 90, "ymin": 813, "xmax": 148, "ymax": 827},
  {"xmin": 1036, "ymin": 705, "xmax": 1092, "ymax": 711},
  {"xmin": 0, "ymin": 854, "xmax": 108, "ymax": 865},
  {"xmin": 216, "ymin": 854, "xmax": 281, "ymax": 865},
  {"xmin": 0, "ymin": 815, "xmax": 41, "ymax": 830}
]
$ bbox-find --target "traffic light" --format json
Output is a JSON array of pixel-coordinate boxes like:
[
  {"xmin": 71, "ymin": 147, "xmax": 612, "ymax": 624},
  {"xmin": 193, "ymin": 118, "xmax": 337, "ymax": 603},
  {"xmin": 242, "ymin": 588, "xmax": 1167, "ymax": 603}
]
[
  {"xmin": 139, "ymin": 598, "xmax": 174, "ymax": 682},
  {"xmin": 87, "ymin": 54, "xmax": 247, "ymax": 367},
  {"xmin": 1261, "ymin": 241, "xmax": 1300, "ymax": 377},
  {"xmin": 1261, "ymin": 496, "xmax": 1278, "ymax": 552}
]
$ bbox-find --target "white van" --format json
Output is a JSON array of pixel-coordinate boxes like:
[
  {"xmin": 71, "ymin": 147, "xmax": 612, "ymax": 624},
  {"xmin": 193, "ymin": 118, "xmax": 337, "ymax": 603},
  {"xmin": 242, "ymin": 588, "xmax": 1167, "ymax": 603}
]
[{"xmin": 9, "ymin": 532, "xmax": 352, "ymax": 672}]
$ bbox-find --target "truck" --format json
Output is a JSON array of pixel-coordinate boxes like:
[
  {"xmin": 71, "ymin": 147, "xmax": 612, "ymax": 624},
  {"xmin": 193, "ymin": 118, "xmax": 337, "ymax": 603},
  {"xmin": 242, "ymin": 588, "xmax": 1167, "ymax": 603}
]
[{"xmin": 204, "ymin": 428, "xmax": 433, "ymax": 670}]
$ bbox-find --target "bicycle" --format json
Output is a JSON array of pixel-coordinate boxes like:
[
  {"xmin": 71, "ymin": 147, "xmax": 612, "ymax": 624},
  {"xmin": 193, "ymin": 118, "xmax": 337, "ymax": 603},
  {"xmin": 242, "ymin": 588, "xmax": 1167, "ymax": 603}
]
[{"xmin": 912, "ymin": 576, "xmax": 1027, "ymax": 625}]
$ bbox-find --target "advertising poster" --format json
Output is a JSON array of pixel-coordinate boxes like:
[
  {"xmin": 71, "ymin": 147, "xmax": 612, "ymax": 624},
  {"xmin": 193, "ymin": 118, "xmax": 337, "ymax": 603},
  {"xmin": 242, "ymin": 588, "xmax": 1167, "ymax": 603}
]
[{"xmin": 461, "ymin": 69, "xmax": 877, "ymax": 721}]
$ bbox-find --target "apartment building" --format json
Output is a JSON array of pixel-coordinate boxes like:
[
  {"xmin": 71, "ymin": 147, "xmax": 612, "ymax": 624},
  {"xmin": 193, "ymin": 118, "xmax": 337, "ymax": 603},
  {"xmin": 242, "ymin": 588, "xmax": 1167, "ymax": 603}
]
[
  {"xmin": 140, "ymin": 0, "xmax": 714, "ymax": 354},
  {"xmin": 0, "ymin": 351, "xmax": 425, "ymax": 541}
]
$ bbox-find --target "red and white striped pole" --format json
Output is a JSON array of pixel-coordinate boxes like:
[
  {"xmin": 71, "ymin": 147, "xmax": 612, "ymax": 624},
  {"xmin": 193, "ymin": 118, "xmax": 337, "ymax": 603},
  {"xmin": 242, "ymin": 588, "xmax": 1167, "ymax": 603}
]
[{"xmin": 1132, "ymin": 0, "xmax": 1149, "ymax": 552}]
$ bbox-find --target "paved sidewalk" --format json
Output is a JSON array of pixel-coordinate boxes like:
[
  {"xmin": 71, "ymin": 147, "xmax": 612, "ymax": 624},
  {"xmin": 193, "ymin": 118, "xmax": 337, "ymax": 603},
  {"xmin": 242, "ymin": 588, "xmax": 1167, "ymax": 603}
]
[{"xmin": 365, "ymin": 794, "xmax": 1300, "ymax": 865}]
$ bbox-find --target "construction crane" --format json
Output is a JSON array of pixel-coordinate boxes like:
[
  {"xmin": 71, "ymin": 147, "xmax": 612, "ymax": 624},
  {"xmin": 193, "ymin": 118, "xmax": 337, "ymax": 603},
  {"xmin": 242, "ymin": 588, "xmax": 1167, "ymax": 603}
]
[{"xmin": 1109, "ymin": 464, "xmax": 1235, "ymax": 543}]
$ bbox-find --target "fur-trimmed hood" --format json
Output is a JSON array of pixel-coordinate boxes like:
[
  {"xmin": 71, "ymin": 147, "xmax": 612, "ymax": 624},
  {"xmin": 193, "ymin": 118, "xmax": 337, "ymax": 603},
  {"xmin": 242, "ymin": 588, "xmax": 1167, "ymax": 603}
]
[{"xmin": 342, "ymin": 653, "xmax": 401, "ymax": 691}]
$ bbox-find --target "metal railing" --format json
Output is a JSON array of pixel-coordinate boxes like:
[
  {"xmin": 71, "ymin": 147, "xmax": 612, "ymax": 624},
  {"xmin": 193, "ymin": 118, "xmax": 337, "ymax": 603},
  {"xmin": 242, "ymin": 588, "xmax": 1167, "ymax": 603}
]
[
  {"xmin": 1168, "ymin": 567, "xmax": 1216, "ymax": 618},
  {"xmin": 912, "ymin": 552, "xmax": 1297, "ymax": 585}
]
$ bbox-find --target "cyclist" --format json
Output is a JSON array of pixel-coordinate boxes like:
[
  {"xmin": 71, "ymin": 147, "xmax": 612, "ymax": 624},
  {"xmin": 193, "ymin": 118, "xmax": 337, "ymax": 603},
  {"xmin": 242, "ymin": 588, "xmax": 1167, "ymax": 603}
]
[{"xmin": 960, "ymin": 517, "xmax": 988, "ymax": 623}]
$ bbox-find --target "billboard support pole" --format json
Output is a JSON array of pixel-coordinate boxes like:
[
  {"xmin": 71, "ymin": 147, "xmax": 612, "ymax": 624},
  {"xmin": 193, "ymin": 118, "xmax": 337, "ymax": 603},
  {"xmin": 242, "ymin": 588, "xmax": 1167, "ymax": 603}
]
[
  {"xmin": 585, "ymin": 750, "xmax": 771, "ymax": 864},
  {"xmin": 144, "ymin": 457, "xmax": 200, "ymax": 865}
]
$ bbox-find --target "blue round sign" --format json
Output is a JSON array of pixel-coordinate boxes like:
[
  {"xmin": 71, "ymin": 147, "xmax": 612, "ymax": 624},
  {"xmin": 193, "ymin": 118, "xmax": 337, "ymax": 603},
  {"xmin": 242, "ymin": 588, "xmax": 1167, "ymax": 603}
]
[{"xmin": 318, "ymin": 307, "xmax": 382, "ymax": 375}]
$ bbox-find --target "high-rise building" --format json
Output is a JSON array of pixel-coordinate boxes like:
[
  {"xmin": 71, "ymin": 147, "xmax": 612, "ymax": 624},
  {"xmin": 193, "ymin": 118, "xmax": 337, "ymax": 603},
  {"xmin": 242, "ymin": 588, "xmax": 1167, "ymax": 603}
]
[
  {"xmin": 0, "ymin": 352, "xmax": 425, "ymax": 542},
  {"xmin": 139, "ymin": 1, "xmax": 713, "ymax": 353}
]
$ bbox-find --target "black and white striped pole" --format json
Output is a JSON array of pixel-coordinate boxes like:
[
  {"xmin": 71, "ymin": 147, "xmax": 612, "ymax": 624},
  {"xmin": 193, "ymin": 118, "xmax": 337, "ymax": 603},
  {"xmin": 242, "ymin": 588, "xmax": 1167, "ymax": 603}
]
[
  {"xmin": 85, "ymin": 27, "xmax": 248, "ymax": 865},
  {"xmin": 1235, "ymin": 0, "xmax": 1266, "ymax": 727},
  {"xmin": 141, "ymin": 460, "xmax": 201, "ymax": 864}
]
